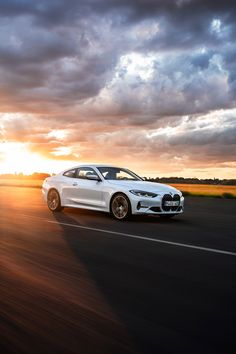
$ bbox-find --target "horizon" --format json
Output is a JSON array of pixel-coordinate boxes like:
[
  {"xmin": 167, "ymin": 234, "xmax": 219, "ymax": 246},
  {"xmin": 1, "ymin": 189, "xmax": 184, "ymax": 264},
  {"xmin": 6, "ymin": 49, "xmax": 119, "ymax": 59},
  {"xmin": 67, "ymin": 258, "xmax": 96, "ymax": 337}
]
[
  {"xmin": 0, "ymin": 1, "xmax": 236, "ymax": 178},
  {"xmin": 0, "ymin": 170, "xmax": 235, "ymax": 182}
]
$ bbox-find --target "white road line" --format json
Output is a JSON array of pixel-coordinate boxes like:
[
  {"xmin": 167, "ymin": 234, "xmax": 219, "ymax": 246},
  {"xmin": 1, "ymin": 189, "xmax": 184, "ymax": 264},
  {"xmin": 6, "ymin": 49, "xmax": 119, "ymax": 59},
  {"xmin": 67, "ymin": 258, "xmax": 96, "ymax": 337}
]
[{"xmin": 46, "ymin": 220, "xmax": 236, "ymax": 257}]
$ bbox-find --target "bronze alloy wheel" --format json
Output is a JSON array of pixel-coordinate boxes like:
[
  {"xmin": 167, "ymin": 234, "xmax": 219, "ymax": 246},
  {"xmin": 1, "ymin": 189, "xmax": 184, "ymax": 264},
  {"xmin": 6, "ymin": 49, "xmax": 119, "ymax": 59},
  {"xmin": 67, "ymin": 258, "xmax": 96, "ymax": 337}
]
[
  {"xmin": 111, "ymin": 193, "xmax": 130, "ymax": 220},
  {"xmin": 47, "ymin": 189, "xmax": 63, "ymax": 212}
]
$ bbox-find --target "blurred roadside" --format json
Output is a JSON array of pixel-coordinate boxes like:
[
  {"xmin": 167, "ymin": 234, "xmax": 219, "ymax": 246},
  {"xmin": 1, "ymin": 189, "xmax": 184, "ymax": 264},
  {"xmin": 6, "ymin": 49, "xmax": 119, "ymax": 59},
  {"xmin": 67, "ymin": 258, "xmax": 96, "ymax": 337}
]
[{"xmin": 0, "ymin": 177, "xmax": 235, "ymax": 198}]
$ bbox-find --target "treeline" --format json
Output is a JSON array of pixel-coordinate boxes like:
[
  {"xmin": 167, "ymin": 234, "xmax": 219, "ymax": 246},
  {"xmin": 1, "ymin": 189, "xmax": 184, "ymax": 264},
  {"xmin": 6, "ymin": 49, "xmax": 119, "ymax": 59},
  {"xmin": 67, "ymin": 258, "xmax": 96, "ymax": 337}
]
[
  {"xmin": 0, "ymin": 173, "xmax": 236, "ymax": 185},
  {"xmin": 146, "ymin": 177, "xmax": 236, "ymax": 185}
]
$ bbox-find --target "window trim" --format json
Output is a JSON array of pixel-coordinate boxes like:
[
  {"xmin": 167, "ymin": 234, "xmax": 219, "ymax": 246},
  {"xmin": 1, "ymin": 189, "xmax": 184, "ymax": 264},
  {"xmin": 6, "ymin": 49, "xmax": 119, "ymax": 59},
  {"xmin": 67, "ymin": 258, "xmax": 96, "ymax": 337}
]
[
  {"xmin": 63, "ymin": 169, "xmax": 76, "ymax": 178},
  {"xmin": 75, "ymin": 166, "xmax": 99, "ymax": 180}
]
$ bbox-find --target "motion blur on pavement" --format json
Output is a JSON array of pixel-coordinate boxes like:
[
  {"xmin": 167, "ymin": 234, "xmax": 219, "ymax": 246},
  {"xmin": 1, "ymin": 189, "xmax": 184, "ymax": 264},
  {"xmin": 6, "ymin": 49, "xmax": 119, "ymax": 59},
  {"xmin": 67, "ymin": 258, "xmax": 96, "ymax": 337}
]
[{"xmin": 1, "ymin": 187, "xmax": 236, "ymax": 354}]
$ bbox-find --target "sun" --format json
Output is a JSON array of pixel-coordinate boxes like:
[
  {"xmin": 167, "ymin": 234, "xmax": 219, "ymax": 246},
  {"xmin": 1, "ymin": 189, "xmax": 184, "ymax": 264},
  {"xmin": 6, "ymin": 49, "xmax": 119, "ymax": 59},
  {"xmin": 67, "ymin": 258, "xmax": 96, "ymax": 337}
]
[
  {"xmin": 0, "ymin": 142, "xmax": 78, "ymax": 175},
  {"xmin": 0, "ymin": 142, "xmax": 43, "ymax": 174}
]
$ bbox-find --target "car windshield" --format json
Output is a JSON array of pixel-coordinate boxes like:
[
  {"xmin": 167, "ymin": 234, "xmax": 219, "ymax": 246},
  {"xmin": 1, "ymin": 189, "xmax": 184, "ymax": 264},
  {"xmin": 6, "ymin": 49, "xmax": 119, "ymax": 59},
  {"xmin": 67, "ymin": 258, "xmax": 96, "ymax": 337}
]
[{"xmin": 98, "ymin": 167, "xmax": 143, "ymax": 181}]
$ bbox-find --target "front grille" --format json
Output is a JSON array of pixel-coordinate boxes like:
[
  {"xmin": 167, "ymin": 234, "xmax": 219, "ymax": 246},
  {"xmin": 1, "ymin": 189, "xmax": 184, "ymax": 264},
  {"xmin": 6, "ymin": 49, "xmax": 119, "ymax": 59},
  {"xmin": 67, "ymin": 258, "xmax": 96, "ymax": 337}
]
[
  {"xmin": 162, "ymin": 194, "xmax": 172, "ymax": 211},
  {"xmin": 162, "ymin": 194, "xmax": 180, "ymax": 212},
  {"xmin": 172, "ymin": 194, "xmax": 180, "ymax": 211}
]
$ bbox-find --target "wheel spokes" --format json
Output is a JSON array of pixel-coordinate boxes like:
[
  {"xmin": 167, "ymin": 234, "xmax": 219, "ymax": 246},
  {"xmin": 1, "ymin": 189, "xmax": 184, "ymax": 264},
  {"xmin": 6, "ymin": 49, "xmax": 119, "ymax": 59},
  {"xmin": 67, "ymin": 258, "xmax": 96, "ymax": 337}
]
[
  {"xmin": 48, "ymin": 191, "xmax": 59, "ymax": 210},
  {"xmin": 112, "ymin": 196, "xmax": 128, "ymax": 219}
]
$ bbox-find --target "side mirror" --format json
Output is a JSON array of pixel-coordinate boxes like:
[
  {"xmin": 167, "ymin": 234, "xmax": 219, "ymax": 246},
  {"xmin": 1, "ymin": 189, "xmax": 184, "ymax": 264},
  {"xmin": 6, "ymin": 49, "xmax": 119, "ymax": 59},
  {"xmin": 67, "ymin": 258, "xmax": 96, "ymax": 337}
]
[{"xmin": 86, "ymin": 174, "xmax": 101, "ymax": 181}]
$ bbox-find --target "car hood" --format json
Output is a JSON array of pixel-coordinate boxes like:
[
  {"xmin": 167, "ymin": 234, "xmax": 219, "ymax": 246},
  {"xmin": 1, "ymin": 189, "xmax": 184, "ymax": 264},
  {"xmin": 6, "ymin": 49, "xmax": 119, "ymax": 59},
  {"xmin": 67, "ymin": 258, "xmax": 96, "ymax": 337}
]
[{"xmin": 107, "ymin": 180, "xmax": 180, "ymax": 195}]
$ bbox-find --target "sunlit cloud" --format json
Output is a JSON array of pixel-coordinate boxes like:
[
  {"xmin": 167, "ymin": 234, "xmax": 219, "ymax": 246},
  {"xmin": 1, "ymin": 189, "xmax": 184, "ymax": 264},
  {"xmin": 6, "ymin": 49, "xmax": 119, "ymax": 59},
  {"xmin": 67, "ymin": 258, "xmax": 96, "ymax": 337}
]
[
  {"xmin": 50, "ymin": 146, "xmax": 73, "ymax": 157},
  {"xmin": 47, "ymin": 130, "xmax": 67, "ymax": 141},
  {"xmin": 211, "ymin": 18, "xmax": 222, "ymax": 34},
  {"xmin": 117, "ymin": 53, "xmax": 155, "ymax": 81}
]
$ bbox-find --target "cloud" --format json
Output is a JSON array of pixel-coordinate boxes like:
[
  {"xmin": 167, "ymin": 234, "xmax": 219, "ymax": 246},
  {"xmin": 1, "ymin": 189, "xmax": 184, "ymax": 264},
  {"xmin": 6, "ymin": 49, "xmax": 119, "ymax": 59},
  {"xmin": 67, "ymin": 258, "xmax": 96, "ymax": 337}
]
[
  {"xmin": 0, "ymin": 0, "xmax": 235, "ymax": 176},
  {"xmin": 83, "ymin": 51, "xmax": 231, "ymax": 121},
  {"xmin": 0, "ymin": 0, "xmax": 235, "ymax": 113},
  {"xmin": 2, "ymin": 108, "xmax": 235, "ymax": 168}
]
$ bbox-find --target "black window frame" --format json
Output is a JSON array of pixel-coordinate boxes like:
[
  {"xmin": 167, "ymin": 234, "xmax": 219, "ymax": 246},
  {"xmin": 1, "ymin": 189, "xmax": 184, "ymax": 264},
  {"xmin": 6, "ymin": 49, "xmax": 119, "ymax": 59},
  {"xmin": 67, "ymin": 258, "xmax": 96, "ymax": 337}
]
[
  {"xmin": 75, "ymin": 167, "xmax": 99, "ymax": 180},
  {"xmin": 63, "ymin": 169, "xmax": 76, "ymax": 178}
]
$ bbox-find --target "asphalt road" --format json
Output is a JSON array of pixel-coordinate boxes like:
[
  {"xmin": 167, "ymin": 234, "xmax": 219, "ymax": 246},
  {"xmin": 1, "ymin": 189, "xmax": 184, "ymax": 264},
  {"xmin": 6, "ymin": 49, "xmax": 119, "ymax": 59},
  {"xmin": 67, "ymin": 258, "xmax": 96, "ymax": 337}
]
[{"xmin": 1, "ymin": 187, "xmax": 236, "ymax": 354}]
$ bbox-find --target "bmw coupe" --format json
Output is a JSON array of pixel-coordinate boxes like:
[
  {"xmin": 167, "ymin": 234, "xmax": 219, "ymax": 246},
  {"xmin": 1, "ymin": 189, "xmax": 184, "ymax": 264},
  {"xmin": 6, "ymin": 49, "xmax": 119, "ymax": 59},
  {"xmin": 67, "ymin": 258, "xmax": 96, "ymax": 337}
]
[{"xmin": 42, "ymin": 165, "xmax": 184, "ymax": 220}]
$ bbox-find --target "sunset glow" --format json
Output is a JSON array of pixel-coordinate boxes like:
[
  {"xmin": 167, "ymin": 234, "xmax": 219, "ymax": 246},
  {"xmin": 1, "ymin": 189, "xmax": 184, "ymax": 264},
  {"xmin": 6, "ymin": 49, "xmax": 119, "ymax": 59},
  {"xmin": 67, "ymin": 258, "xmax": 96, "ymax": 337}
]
[
  {"xmin": 0, "ymin": 142, "xmax": 73, "ymax": 174},
  {"xmin": 0, "ymin": 142, "xmax": 36, "ymax": 174}
]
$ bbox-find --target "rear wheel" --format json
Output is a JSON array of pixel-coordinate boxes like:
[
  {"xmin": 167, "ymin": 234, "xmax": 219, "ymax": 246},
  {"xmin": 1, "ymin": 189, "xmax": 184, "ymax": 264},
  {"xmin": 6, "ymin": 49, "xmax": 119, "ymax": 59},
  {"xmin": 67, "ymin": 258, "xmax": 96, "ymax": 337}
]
[
  {"xmin": 47, "ymin": 189, "xmax": 63, "ymax": 212},
  {"xmin": 111, "ymin": 193, "xmax": 131, "ymax": 220}
]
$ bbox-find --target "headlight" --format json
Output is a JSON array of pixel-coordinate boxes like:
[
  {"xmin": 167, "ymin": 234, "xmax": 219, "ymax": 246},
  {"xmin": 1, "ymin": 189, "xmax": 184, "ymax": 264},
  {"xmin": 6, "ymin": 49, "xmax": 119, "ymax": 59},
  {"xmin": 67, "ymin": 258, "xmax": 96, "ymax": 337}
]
[{"xmin": 130, "ymin": 190, "xmax": 158, "ymax": 198}]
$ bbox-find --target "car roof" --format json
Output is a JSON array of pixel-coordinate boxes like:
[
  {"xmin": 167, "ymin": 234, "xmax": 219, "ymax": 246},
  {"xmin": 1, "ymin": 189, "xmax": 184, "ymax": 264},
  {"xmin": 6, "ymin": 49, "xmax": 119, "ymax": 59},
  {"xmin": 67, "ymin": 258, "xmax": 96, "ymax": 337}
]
[{"xmin": 59, "ymin": 164, "xmax": 124, "ymax": 174}]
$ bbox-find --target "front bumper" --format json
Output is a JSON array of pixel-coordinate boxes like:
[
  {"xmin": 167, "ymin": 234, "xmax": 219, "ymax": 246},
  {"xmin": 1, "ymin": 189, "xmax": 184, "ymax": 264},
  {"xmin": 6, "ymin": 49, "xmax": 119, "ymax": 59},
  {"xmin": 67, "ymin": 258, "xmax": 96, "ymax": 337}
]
[{"xmin": 130, "ymin": 193, "xmax": 184, "ymax": 215}]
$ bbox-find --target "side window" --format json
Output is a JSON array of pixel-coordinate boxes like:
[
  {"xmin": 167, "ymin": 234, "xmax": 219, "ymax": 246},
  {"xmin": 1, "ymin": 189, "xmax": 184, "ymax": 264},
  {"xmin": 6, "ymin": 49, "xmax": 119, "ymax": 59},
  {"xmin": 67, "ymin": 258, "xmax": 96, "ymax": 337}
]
[
  {"xmin": 116, "ymin": 170, "xmax": 136, "ymax": 180},
  {"xmin": 63, "ymin": 169, "xmax": 76, "ymax": 178},
  {"xmin": 76, "ymin": 167, "xmax": 98, "ymax": 179}
]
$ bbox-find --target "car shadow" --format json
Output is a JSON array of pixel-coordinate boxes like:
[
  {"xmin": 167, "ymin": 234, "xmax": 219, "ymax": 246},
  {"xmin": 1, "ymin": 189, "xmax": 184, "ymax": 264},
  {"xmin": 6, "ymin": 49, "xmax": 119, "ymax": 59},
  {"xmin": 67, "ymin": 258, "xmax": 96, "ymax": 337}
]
[
  {"xmin": 51, "ymin": 209, "xmax": 200, "ymax": 354},
  {"xmin": 63, "ymin": 206, "xmax": 185, "ymax": 224}
]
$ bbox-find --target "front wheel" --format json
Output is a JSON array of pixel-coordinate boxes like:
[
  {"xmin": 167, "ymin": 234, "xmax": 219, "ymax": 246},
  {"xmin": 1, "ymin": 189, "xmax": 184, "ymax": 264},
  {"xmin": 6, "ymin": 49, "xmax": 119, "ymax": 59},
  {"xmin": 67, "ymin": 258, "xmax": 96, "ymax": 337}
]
[
  {"xmin": 47, "ymin": 189, "xmax": 63, "ymax": 212},
  {"xmin": 110, "ymin": 193, "xmax": 131, "ymax": 220}
]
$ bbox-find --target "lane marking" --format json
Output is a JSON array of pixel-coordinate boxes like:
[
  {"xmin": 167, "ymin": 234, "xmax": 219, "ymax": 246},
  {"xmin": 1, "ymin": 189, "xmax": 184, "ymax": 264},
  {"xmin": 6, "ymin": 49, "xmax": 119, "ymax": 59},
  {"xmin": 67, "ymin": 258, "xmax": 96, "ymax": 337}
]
[
  {"xmin": 46, "ymin": 219, "xmax": 236, "ymax": 257},
  {"xmin": 12, "ymin": 213, "xmax": 236, "ymax": 257}
]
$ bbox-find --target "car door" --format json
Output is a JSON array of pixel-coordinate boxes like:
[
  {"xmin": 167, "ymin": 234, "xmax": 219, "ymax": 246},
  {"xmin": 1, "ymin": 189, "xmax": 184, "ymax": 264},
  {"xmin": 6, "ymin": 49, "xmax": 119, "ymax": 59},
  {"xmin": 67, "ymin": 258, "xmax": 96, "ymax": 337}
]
[
  {"xmin": 69, "ymin": 167, "xmax": 105, "ymax": 209},
  {"xmin": 60, "ymin": 168, "xmax": 78, "ymax": 205}
]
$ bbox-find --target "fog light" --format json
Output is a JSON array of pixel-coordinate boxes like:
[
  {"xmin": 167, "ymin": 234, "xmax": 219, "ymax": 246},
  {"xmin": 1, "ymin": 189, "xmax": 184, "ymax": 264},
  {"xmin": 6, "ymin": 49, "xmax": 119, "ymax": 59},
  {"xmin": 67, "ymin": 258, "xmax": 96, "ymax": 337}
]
[{"xmin": 137, "ymin": 202, "xmax": 149, "ymax": 210}]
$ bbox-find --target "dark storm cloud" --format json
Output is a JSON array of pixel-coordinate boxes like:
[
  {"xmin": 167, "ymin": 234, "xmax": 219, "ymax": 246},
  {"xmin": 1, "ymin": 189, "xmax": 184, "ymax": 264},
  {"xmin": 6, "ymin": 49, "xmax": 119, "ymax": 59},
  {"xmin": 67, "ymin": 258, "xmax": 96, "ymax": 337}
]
[
  {"xmin": 0, "ymin": 0, "xmax": 235, "ymax": 113},
  {"xmin": 0, "ymin": 7, "xmax": 121, "ymax": 111}
]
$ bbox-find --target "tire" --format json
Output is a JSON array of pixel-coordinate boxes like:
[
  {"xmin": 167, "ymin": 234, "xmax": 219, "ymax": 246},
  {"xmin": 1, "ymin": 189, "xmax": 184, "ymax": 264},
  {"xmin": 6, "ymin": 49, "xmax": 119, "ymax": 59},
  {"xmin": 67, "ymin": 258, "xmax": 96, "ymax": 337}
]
[
  {"xmin": 110, "ymin": 193, "xmax": 131, "ymax": 220},
  {"xmin": 47, "ymin": 189, "xmax": 63, "ymax": 212}
]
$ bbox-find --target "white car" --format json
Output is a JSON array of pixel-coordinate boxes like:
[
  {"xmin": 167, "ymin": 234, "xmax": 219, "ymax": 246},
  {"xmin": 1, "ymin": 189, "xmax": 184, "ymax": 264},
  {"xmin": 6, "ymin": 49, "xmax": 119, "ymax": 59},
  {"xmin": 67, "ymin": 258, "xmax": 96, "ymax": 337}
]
[{"xmin": 42, "ymin": 165, "xmax": 184, "ymax": 220}]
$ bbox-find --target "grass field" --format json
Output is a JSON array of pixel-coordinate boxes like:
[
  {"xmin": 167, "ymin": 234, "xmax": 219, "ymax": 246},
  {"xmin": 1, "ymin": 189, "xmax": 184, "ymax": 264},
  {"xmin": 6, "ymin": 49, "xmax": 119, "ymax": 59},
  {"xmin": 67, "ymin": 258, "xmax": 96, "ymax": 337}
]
[
  {"xmin": 171, "ymin": 184, "xmax": 236, "ymax": 198},
  {"xmin": 0, "ymin": 179, "xmax": 43, "ymax": 188},
  {"xmin": 0, "ymin": 179, "xmax": 236, "ymax": 198}
]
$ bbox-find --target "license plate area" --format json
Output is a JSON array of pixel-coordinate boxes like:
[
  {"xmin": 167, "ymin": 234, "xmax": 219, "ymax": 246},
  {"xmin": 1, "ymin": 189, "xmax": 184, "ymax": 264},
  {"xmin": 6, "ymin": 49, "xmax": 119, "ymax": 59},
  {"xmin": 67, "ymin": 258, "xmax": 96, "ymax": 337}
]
[{"xmin": 164, "ymin": 201, "xmax": 179, "ymax": 206}]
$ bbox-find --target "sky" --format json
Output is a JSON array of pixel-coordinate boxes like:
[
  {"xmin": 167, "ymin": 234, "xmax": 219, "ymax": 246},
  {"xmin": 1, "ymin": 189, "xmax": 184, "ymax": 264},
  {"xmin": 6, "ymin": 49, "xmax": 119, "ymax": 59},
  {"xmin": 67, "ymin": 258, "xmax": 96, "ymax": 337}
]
[{"xmin": 0, "ymin": 0, "xmax": 236, "ymax": 178}]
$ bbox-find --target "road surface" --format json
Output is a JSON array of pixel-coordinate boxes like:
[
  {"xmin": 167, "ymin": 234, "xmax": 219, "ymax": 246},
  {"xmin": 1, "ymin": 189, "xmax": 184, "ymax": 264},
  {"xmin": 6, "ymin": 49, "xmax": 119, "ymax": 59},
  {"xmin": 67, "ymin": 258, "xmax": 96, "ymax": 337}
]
[{"xmin": 1, "ymin": 187, "xmax": 236, "ymax": 354}]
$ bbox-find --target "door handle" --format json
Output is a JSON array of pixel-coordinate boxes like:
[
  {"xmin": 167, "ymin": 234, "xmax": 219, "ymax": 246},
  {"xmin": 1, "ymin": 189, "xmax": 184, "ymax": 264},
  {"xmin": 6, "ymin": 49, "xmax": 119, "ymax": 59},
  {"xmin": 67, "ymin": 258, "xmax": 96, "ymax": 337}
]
[{"xmin": 72, "ymin": 182, "xmax": 78, "ymax": 186}]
